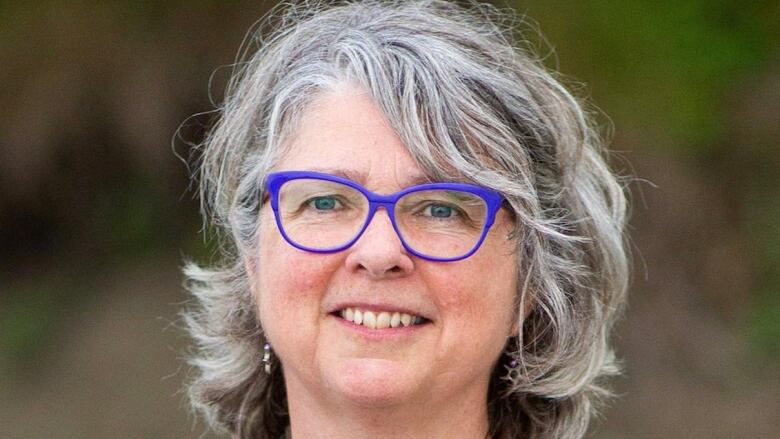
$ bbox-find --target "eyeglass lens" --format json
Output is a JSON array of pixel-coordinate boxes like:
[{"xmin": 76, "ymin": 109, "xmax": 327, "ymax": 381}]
[{"xmin": 276, "ymin": 178, "xmax": 489, "ymax": 259}]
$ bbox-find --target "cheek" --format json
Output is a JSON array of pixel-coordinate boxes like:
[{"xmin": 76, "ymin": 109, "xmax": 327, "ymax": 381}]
[
  {"xmin": 436, "ymin": 234, "xmax": 518, "ymax": 334},
  {"xmin": 255, "ymin": 216, "xmax": 312, "ymax": 319},
  {"xmin": 425, "ymin": 262, "xmax": 517, "ymax": 384},
  {"xmin": 254, "ymin": 213, "xmax": 341, "ymax": 329}
]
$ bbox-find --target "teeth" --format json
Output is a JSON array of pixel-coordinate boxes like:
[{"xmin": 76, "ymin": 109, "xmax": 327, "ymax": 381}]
[
  {"xmin": 376, "ymin": 312, "xmax": 390, "ymax": 329},
  {"xmin": 390, "ymin": 312, "xmax": 401, "ymax": 328},
  {"xmin": 339, "ymin": 307, "xmax": 423, "ymax": 329},
  {"xmin": 363, "ymin": 311, "xmax": 377, "ymax": 329}
]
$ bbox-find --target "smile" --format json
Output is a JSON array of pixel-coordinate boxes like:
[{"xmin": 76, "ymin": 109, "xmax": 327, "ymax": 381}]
[{"xmin": 337, "ymin": 307, "xmax": 426, "ymax": 329}]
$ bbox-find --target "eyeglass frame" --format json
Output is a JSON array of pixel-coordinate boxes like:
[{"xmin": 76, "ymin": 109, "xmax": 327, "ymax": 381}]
[{"xmin": 264, "ymin": 170, "xmax": 506, "ymax": 262}]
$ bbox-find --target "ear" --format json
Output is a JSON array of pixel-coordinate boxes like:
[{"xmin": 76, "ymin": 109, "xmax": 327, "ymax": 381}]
[
  {"xmin": 245, "ymin": 256, "xmax": 257, "ymax": 295},
  {"xmin": 508, "ymin": 292, "xmax": 534, "ymax": 337},
  {"xmin": 508, "ymin": 313, "xmax": 521, "ymax": 339}
]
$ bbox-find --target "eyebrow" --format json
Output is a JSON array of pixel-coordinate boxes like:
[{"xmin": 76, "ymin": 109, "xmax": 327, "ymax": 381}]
[{"xmin": 304, "ymin": 167, "xmax": 433, "ymax": 187}]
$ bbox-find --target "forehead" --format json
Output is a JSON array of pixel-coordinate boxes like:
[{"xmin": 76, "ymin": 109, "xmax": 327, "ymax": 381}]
[{"xmin": 275, "ymin": 86, "xmax": 430, "ymax": 188}]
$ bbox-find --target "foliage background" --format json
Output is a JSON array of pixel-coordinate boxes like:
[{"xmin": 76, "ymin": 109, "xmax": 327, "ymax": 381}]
[{"xmin": 1, "ymin": 1, "xmax": 778, "ymax": 437}]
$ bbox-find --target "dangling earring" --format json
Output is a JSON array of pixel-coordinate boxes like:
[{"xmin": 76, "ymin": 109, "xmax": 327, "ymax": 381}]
[
  {"xmin": 504, "ymin": 347, "xmax": 519, "ymax": 378},
  {"xmin": 262, "ymin": 343, "xmax": 273, "ymax": 374}
]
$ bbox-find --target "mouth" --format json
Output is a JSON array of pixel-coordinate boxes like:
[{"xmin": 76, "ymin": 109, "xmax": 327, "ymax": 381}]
[{"xmin": 334, "ymin": 307, "xmax": 429, "ymax": 330}]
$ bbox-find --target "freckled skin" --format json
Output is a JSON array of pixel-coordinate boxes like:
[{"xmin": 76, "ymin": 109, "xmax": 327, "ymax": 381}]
[{"xmin": 251, "ymin": 84, "xmax": 518, "ymax": 437}]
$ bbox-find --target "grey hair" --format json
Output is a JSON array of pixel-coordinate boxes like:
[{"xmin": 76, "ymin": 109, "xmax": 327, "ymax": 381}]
[{"xmin": 181, "ymin": 1, "xmax": 629, "ymax": 438}]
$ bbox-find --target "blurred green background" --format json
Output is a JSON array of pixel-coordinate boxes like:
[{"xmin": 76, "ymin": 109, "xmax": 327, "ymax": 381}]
[{"xmin": 1, "ymin": 1, "xmax": 778, "ymax": 437}]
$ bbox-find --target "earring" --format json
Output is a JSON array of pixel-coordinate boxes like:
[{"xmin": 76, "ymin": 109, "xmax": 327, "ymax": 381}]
[
  {"xmin": 262, "ymin": 343, "xmax": 273, "ymax": 374},
  {"xmin": 505, "ymin": 349, "xmax": 519, "ymax": 372}
]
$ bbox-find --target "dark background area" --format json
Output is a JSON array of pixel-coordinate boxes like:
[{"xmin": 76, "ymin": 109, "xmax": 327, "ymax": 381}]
[{"xmin": 1, "ymin": 1, "xmax": 778, "ymax": 437}]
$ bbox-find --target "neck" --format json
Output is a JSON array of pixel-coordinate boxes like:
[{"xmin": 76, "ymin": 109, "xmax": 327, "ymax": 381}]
[{"xmin": 285, "ymin": 376, "xmax": 490, "ymax": 439}]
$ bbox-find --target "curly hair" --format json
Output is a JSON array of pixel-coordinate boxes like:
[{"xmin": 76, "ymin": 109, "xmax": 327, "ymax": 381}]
[{"xmin": 181, "ymin": 1, "xmax": 630, "ymax": 438}]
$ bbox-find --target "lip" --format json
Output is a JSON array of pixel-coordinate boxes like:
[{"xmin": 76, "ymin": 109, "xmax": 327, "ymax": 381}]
[
  {"xmin": 327, "ymin": 302, "xmax": 432, "ymax": 322},
  {"xmin": 329, "ymin": 313, "xmax": 430, "ymax": 340}
]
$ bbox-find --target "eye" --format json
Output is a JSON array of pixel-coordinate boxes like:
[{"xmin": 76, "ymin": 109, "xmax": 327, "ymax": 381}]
[
  {"xmin": 423, "ymin": 203, "xmax": 457, "ymax": 218},
  {"xmin": 308, "ymin": 196, "xmax": 341, "ymax": 210}
]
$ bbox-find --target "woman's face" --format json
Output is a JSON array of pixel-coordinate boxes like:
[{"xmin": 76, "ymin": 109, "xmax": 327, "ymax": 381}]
[{"xmin": 253, "ymin": 85, "xmax": 518, "ymax": 410}]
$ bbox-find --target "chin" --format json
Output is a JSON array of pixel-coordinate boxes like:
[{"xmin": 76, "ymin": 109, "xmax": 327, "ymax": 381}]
[{"xmin": 327, "ymin": 358, "xmax": 421, "ymax": 407}]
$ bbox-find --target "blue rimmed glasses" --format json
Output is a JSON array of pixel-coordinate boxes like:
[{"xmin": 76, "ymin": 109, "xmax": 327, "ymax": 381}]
[{"xmin": 265, "ymin": 171, "xmax": 505, "ymax": 262}]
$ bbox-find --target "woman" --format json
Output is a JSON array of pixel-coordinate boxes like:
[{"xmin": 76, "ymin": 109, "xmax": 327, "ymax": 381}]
[{"xmin": 182, "ymin": 1, "xmax": 629, "ymax": 438}]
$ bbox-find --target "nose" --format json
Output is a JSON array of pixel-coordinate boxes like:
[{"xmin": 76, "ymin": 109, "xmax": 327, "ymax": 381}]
[{"xmin": 344, "ymin": 206, "xmax": 415, "ymax": 278}]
